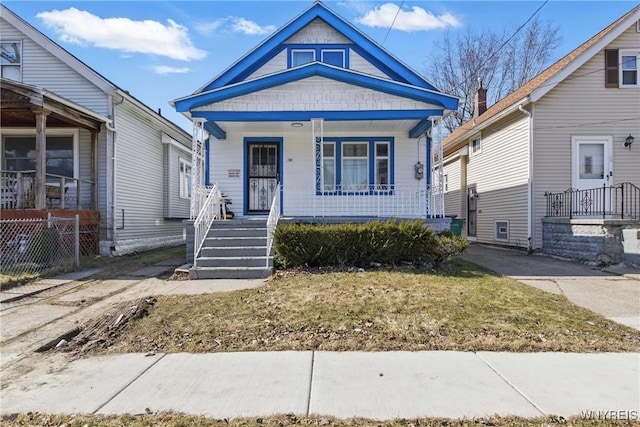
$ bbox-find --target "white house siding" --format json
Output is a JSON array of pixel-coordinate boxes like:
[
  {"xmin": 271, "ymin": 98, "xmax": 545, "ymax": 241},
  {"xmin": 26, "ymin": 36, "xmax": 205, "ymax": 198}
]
[
  {"xmin": 466, "ymin": 112, "xmax": 530, "ymax": 248},
  {"xmin": 209, "ymin": 129, "xmax": 427, "ymax": 218},
  {"xmin": 163, "ymin": 141, "xmax": 191, "ymax": 219},
  {"xmin": 0, "ymin": 20, "xmax": 109, "ymax": 115},
  {"xmin": 112, "ymin": 102, "xmax": 185, "ymax": 252},
  {"xmin": 532, "ymin": 26, "xmax": 640, "ymax": 248},
  {"xmin": 349, "ymin": 50, "xmax": 390, "ymax": 79},
  {"xmin": 195, "ymin": 77, "xmax": 439, "ymax": 113},
  {"xmin": 246, "ymin": 50, "xmax": 288, "ymax": 80},
  {"xmin": 285, "ymin": 18, "xmax": 351, "ymax": 44},
  {"xmin": 443, "ymin": 157, "xmax": 462, "ymax": 220}
]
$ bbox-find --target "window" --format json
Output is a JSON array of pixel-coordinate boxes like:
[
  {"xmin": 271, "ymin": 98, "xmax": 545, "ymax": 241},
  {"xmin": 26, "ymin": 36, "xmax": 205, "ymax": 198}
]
[
  {"xmin": 494, "ymin": 220, "xmax": 509, "ymax": 242},
  {"xmin": 316, "ymin": 137, "xmax": 393, "ymax": 194},
  {"xmin": 179, "ymin": 158, "xmax": 192, "ymax": 199},
  {"xmin": 291, "ymin": 49, "xmax": 315, "ymax": 67},
  {"xmin": 470, "ymin": 137, "xmax": 482, "ymax": 155},
  {"xmin": 1, "ymin": 41, "xmax": 21, "ymax": 81},
  {"xmin": 605, "ymin": 49, "xmax": 640, "ymax": 88},
  {"xmin": 443, "ymin": 174, "xmax": 449, "ymax": 192},
  {"xmin": 288, "ymin": 46, "xmax": 349, "ymax": 69},
  {"xmin": 3, "ymin": 135, "xmax": 74, "ymax": 178},
  {"xmin": 321, "ymin": 49, "xmax": 345, "ymax": 67}
]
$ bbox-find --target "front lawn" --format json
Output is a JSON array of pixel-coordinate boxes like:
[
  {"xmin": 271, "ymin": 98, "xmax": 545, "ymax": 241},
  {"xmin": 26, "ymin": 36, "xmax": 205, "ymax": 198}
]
[{"xmin": 82, "ymin": 260, "xmax": 640, "ymax": 354}]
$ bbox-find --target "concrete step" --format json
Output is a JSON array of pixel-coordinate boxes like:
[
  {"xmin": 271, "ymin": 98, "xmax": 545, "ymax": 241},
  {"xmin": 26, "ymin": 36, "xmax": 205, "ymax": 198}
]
[
  {"xmin": 204, "ymin": 236, "xmax": 267, "ymax": 247},
  {"xmin": 189, "ymin": 266, "xmax": 272, "ymax": 280},
  {"xmin": 196, "ymin": 256, "xmax": 271, "ymax": 268},
  {"xmin": 199, "ymin": 246, "xmax": 269, "ymax": 258},
  {"xmin": 207, "ymin": 227, "xmax": 268, "ymax": 238},
  {"xmin": 211, "ymin": 220, "xmax": 268, "ymax": 229}
]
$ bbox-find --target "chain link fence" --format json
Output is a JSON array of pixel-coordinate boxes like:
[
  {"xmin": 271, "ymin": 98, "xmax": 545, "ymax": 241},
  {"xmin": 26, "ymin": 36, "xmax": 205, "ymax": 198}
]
[{"xmin": 0, "ymin": 214, "xmax": 93, "ymax": 278}]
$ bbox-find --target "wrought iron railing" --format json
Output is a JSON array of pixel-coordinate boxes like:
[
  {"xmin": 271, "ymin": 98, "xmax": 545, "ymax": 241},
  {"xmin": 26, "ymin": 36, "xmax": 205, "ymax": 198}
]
[
  {"xmin": 193, "ymin": 184, "xmax": 223, "ymax": 267},
  {"xmin": 545, "ymin": 182, "xmax": 639, "ymax": 219},
  {"xmin": 266, "ymin": 183, "xmax": 281, "ymax": 267},
  {"xmin": 0, "ymin": 170, "xmax": 96, "ymax": 210}
]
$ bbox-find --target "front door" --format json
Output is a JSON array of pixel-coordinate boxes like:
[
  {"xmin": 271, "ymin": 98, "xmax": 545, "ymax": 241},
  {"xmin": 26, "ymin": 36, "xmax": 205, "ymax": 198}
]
[
  {"xmin": 572, "ymin": 136, "xmax": 612, "ymax": 191},
  {"xmin": 467, "ymin": 186, "xmax": 477, "ymax": 238},
  {"xmin": 247, "ymin": 142, "xmax": 279, "ymax": 213}
]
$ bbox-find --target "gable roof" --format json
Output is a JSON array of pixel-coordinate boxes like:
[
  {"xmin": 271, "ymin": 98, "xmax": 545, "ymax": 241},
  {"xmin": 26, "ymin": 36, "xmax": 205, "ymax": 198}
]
[
  {"xmin": 443, "ymin": 4, "xmax": 640, "ymax": 156},
  {"xmin": 0, "ymin": 3, "xmax": 191, "ymax": 139},
  {"xmin": 195, "ymin": 0, "xmax": 439, "ymax": 92}
]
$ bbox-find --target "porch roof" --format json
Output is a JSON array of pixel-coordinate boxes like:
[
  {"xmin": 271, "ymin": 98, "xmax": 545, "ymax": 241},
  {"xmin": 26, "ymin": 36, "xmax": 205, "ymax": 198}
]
[{"xmin": 0, "ymin": 78, "xmax": 108, "ymax": 131}]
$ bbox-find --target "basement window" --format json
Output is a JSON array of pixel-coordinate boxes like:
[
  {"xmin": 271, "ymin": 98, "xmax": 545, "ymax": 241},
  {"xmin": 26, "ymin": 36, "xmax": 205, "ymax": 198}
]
[{"xmin": 494, "ymin": 220, "xmax": 509, "ymax": 242}]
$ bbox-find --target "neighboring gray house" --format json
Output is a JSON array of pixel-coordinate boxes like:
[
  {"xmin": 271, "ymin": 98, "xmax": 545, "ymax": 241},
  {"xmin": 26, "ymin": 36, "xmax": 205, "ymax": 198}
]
[
  {"xmin": 0, "ymin": 4, "xmax": 192, "ymax": 255},
  {"xmin": 442, "ymin": 5, "xmax": 640, "ymax": 266}
]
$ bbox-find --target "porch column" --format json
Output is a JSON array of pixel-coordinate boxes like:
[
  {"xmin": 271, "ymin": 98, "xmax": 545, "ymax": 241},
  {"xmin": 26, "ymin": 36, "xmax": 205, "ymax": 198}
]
[
  {"xmin": 33, "ymin": 108, "xmax": 50, "ymax": 210},
  {"xmin": 91, "ymin": 129, "xmax": 99, "ymax": 210}
]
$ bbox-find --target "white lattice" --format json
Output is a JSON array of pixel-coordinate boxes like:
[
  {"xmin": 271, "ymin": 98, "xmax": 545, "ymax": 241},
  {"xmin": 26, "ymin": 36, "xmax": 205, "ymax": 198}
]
[
  {"xmin": 311, "ymin": 118, "xmax": 324, "ymax": 191},
  {"xmin": 190, "ymin": 119, "xmax": 207, "ymax": 219},
  {"xmin": 429, "ymin": 118, "xmax": 445, "ymax": 218}
]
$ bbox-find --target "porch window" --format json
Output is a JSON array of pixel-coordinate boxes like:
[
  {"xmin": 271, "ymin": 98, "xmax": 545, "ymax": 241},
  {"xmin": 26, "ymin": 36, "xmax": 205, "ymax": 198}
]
[
  {"xmin": 0, "ymin": 41, "xmax": 21, "ymax": 81},
  {"xmin": 179, "ymin": 158, "xmax": 192, "ymax": 199},
  {"xmin": 3, "ymin": 136, "xmax": 74, "ymax": 178},
  {"xmin": 317, "ymin": 137, "xmax": 394, "ymax": 195}
]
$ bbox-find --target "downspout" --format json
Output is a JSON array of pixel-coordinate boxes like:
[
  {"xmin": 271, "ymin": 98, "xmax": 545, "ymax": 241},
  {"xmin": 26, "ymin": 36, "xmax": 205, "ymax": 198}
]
[
  {"xmin": 518, "ymin": 103, "xmax": 533, "ymax": 253},
  {"xmin": 108, "ymin": 93, "xmax": 124, "ymax": 253}
]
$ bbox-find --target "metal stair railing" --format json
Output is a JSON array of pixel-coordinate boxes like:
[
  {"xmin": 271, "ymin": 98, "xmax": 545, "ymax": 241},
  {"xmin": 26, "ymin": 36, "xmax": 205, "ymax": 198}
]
[
  {"xmin": 193, "ymin": 184, "xmax": 224, "ymax": 267},
  {"xmin": 544, "ymin": 182, "xmax": 639, "ymax": 219},
  {"xmin": 266, "ymin": 183, "xmax": 281, "ymax": 267}
]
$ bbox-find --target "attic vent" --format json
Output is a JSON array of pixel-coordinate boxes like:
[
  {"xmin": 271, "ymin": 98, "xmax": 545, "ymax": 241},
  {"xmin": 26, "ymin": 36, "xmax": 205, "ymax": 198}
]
[{"xmin": 494, "ymin": 220, "xmax": 509, "ymax": 242}]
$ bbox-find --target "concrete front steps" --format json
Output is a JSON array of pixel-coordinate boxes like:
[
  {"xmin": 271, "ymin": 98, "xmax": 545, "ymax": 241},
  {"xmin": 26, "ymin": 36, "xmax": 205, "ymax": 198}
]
[{"xmin": 189, "ymin": 219, "xmax": 273, "ymax": 279}]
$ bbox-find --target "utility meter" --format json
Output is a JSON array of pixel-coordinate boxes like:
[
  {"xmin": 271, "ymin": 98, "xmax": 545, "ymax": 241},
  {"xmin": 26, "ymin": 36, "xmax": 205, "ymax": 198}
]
[{"xmin": 414, "ymin": 162, "xmax": 424, "ymax": 180}]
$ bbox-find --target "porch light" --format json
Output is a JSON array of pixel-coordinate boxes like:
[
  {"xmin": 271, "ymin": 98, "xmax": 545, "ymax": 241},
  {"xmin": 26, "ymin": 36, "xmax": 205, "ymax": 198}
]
[
  {"xmin": 624, "ymin": 134, "xmax": 634, "ymax": 150},
  {"xmin": 291, "ymin": 122, "xmax": 303, "ymax": 128}
]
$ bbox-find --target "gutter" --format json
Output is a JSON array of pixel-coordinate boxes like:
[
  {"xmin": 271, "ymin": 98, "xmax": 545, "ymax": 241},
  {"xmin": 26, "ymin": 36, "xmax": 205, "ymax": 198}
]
[{"xmin": 518, "ymin": 102, "xmax": 533, "ymax": 253}]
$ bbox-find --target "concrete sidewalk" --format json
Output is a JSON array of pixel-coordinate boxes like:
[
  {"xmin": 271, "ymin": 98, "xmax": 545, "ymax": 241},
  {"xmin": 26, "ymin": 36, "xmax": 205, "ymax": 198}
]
[
  {"xmin": 460, "ymin": 244, "xmax": 640, "ymax": 330},
  {"xmin": 1, "ymin": 351, "xmax": 638, "ymax": 420}
]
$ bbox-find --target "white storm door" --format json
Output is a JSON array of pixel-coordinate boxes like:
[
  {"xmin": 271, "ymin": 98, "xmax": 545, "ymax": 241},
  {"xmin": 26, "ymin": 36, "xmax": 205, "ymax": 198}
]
[{"xmin": 571, "ymin": 136, "xmax": 612, "ymax": 191}]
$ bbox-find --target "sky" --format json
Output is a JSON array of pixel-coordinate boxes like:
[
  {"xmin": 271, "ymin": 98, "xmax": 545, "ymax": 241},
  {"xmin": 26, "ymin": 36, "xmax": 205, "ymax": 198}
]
[{"xmin": 3, "ymin": 0, "xmax": 639, "ymax": 132}]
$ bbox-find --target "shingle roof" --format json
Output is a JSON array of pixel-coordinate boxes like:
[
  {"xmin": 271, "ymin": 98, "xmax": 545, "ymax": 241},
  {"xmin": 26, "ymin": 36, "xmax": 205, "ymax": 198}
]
[{"xmin": 442, "ymin": 4, "xmax": 640, "ymax": 156}]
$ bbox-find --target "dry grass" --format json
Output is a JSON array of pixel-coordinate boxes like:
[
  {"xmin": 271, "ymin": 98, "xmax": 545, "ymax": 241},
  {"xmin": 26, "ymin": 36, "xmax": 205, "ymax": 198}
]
[
  {"xmin": 2, "ymin": 412, "xmax": 633, "ymax": 427},
  {"xmin": 87, "ymin": 260, "xmax": 640, "ymax": 354}
]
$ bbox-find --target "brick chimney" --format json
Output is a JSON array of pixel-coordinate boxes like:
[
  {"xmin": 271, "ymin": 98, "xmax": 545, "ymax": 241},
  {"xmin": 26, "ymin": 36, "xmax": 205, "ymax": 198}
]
[{"xmin": 474, "ymin": 78, "xmax": 487, "ymax": 118}]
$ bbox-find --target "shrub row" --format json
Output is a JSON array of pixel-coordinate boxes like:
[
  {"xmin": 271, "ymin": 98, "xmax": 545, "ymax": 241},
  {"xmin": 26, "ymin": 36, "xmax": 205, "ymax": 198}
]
[{"xmin": 273, "ymin": 220, "xmax": 469, "ymax": 269}]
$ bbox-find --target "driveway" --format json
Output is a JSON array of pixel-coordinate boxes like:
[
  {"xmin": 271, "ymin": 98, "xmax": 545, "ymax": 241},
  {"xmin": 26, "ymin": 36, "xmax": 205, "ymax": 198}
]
[{"xmin": 459, "ymin": 244, "xmax": 640, "ymax": 330}]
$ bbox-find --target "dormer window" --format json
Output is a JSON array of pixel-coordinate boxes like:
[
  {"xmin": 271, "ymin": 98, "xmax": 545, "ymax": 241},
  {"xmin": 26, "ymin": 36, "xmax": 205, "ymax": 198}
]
[{"xmin": 288, "ymin": 45, "xmax": 349, "ymax": 69}]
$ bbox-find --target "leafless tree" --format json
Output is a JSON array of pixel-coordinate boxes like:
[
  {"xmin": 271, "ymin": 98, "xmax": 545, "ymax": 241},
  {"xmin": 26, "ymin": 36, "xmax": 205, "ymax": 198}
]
[{"xmin": 425, "ymin": 17, "xmax": 561, "ymax": 132}]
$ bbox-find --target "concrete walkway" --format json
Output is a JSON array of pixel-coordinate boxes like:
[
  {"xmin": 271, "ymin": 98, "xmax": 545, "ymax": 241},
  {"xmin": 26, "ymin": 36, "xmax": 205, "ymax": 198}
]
[
  {"xmin": 1, "ymin": 351, "xmax": 638, "ymax": 420},
  {"xmin": 460, "ymin": 244, "xmax": 640, "ymax": 330}
]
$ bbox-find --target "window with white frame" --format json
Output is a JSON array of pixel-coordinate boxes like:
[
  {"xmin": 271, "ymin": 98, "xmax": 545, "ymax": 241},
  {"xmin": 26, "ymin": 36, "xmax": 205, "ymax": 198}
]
[
  {"xmin": 3, "ymin": 135, "xmax": 74, "ymax": 178},
  {"xmin": 1, "ymin": 41, "xmax": 21, "ymax": 81},
  {"xmin": 605, "ymin": 49, "xmax": 640, "ymax": 88},
  {"xmin": 443, "ymin": 174, "xmax": 449, "ymax": 192},
  {"xmin": 470, "ymin": 136, "xmax": 482, "ymax": 155},
  {"xmin": 291, "ymin": 49, "xmax": 315, "ymax": 67},
  {"xmin": 620, "ymin": 51, "xmax": 639, "ymax": 87},
  {"xmin": 317, "ymin": 138, "xmax": 393, "ymax": 194},
  {"xmin": 179, "ymin": 158, "xmax": 192, "ymax": 199},
  {"xmin": 494, "ymin": 220, "xmax": 509, "ymax": 242}
]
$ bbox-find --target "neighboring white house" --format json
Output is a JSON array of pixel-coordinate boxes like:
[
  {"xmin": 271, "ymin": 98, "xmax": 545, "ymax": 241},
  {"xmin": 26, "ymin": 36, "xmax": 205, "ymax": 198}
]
[
  {"xmin": 173, "ymin": 1, "xmax": 458, "ymax": 222},
  {"xmin": 0, "ymin": 4, "xmax": 192, "ymax": 255},
  {"xmin": 441, "ymin": 5, "xmax": 640, "ymax": 265}
]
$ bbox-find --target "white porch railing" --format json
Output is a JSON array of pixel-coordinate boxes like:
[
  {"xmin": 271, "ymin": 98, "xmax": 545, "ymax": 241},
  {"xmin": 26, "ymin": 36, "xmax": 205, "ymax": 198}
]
[
  {"xmin": 282, "ymin": 184, "xmax": 427, "ymax": 218},
  {"xmin": 193, "ymin": 184, "xmax": 224, "ymax": 267},
  {"xmin": 266, "ymin": 183, "xmax": 281, "ymax": 267}
]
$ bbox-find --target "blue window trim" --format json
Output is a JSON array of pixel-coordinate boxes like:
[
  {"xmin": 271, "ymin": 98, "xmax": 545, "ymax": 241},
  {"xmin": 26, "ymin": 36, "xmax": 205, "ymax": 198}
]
[
  {"xmin": 315, "ymin": 137, "xmax": 394, "ymax": 196},
  {"xmin": 286, "ymin": 44, "xmax": 351, "ymax": 69},
  {"xmin": 243, "ymin": 137, "xmax": 284, "ymax": 216}
]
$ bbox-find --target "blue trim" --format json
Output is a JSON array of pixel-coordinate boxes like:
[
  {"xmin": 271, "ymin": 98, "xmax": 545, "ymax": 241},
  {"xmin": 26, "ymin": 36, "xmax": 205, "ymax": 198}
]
[
  {"xmin": 409, "ymin": 118, "xmax": 433, "ymax": 139},
  {"xmin": 176, "ymin": 64, "xmax": 457, "ymax": 111},
  {"xmin": 315, "ymin": 137, "xmax": 395, "ymax": 196},
  {"xmin": 425, "ymin": 135, "xmax": 431, "ymax": 219},
  {"xmin": 200, "ymin": 3, "xmax": 435, "ymax": 91},
  {"xmin": 243, "ymin": 137, "xmax": 283, "ymax": 216},
  {"xmin": 204, "ymin": 138, "xmax": 210, "ymax": 186},
  {"xmin": 286, "ymin": 44, "xmax": 351, "ymax": 69},
  {"xmin": 193, "ymin": 109, "xmax": 443, "ymax": 122},
  {"xmin": 203, "ymin": 121, "xmax": 226, "ymax": 140}
]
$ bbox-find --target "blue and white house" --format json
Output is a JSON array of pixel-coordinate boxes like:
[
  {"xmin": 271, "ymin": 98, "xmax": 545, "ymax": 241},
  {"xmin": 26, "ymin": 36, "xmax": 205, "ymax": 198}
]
[{"xmin": 173, "ymin": 1, "xmax": 459, "ymax": 277}]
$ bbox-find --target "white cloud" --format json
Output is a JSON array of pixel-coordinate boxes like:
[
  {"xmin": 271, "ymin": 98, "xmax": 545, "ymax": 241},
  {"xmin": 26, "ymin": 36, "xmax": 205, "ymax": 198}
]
[
  {"xmin": 36, "ymin": 8, "xmax": 207, "ymax": 61},
  {"xmin": 194, "ymin": 20, "xmax": 224, "ymax": 36},
  {"xmin": 230, "ymin": 17, "xmax": 276, "ymax": 35},
  {"xmin": 357, "ymin": 3, "xmax": 461, "ymax": 32},
  {"xmin": 152, "ymin": 65, "xmax": 191, "ymax": 75}
]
